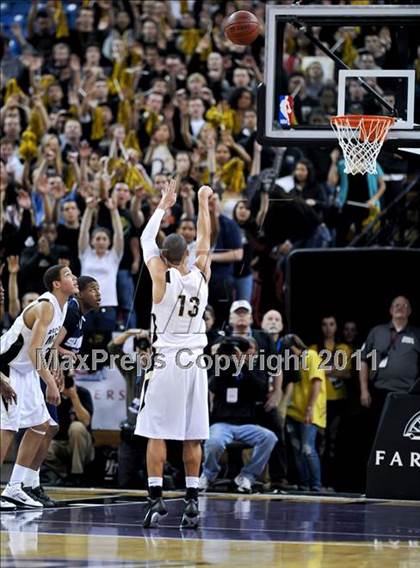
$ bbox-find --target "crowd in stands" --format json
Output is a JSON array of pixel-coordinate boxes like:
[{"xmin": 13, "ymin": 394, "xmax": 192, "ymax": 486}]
[{"xmin": 1, "ymin": 1, "xmax": 419, "ymax": 493}]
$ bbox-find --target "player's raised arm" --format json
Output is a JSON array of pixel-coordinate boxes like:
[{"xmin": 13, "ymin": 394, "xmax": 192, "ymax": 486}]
[
  {"xmin": 140, "ymin": 178, "xmax": 177, "ymax": 279},
  {"xmin": 194, "ymin": 185, "xmax": 214, "ymax": 281}
]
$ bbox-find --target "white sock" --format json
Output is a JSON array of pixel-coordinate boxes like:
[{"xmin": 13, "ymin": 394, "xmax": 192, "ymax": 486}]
[
  {"xmin": 32, "ymin": 469, "xmax": 40, "ymax": 489},
  {"xmin": 9, "ymin": 464, "xmax": 30, "ymax": 486},
  {"xmin": 185, "ymin": 476, "xmax": 199, "ymax": 489},
  {"xmin": 23, "ymin": 467, "xmax": 38, "ymax": 488},
  {"xmin": 148, "ymin": 476, "xmax": 163, "ymax": 487}
]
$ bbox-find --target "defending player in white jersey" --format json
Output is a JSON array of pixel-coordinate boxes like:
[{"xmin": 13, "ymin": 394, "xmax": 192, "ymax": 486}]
[
  {"xmin": 0, "ymin": 265, "xmax": 78, "ymax": 509},
  {"xmin": 136, "ymin": 180, "xmax": 213, "ymax": 528}
]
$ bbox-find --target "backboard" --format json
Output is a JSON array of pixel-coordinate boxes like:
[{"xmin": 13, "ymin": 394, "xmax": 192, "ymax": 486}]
[{"xmin": 257, "ymin": 4, "xmax": 420, "ymax": 149}]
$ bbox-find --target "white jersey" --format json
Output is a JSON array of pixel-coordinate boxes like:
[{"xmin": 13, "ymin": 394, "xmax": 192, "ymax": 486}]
[
  {"xmin": 0, "ymin": 292, "xmax": 67, "ymax": 374},
  {"xmin": 151, "ymin": 265, "xmax": 208, "ymax": 350}
]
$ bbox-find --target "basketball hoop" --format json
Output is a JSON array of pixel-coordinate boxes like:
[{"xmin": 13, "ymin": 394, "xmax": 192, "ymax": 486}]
[{"xmin": 330, "ymin": 115, "xmax": 395, "ymax": 175}]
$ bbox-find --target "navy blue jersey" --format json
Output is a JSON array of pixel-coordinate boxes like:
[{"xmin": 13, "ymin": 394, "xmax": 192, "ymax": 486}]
[{"xmin": 61, "ymin": 297, "xmax": 85, "ymax": 353}]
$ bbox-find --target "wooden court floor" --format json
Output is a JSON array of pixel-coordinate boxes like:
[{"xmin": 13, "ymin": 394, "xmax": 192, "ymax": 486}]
[{"xmin": 1, "ymin": 488, "xmax": 419, "ymax": 567}]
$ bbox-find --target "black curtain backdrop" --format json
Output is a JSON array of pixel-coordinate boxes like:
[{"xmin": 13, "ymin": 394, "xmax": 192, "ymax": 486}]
[{"xmin": 286, "ymin": 248, "xmax": 420, "ymax": 344}]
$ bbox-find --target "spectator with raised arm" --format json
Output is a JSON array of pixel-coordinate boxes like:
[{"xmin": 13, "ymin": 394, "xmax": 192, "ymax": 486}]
[{"xmin": 78, "ymin": 190, "xmax": 124, "ymax": 352}]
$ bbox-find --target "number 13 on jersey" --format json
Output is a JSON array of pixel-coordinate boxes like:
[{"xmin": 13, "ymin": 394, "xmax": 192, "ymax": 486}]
[{"xmin": 178, "ymin": 294, "xmax": 200, "ymax": 317}]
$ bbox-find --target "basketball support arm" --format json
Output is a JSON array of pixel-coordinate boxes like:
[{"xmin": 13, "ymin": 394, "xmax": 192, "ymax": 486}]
[{"xmin": 288, "ymin": 18, "xmax": 398, "ymax": 118}]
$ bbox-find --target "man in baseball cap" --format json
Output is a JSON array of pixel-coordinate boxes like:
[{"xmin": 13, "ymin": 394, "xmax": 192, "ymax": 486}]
[
  {"xmin": 229, "ymin": 300, "xmax": 273, "ymax": 356},
  {"xmin": 230, "ymin": 300, "xmax": 252, "ymax": 314},
  {"xmin": 228, "ymin": 299, "xmax": 290, "ymax": 489}
]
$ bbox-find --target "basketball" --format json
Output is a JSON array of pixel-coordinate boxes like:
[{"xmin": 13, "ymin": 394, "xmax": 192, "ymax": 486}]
[{"xmin": 224, "ymin": 11, "xmax": 260, "ymax": 45}]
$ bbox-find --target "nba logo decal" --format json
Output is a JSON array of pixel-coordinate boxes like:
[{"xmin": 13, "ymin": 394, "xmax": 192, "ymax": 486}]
[{"xmin": 279, "ymin": 95, "xmax": 296, "ymax": 127}]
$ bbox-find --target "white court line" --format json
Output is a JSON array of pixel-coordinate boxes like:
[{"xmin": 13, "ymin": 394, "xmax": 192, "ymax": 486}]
[
  {"xmin": 1, "ymin": 530, "xmax": 419, "ymax": 549},
  {"xmin": 7, "ymin": 485, "xmax": 418, "ymax": 505},
  {"xmin": 37, "ymin": 487, "xmax": 420, "ymax": 506},
  {"xmin": 17, "ymin": 518, "xmax": 418, "ymax": 540},
  {"xmin": 11, "ymin": 497, "xmax": 182, "ymax": 512}
]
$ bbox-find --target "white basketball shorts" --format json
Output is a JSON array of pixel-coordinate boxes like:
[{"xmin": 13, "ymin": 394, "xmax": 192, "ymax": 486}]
[
  {"xmin": 0, "ymin": 367, "xmax": 56, "ymax": 432},
  {"xmin": 135, "ymin": 349, "xmax": 209, "ymax": 441}
]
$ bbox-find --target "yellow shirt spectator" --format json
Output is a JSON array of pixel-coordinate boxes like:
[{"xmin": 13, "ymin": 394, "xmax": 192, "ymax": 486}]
[
  {"xmin": 287, "ymin": 349, "xmax": 327, "ymax": 429},
  {"xmin": 309, "ymin": 342, "xmax": 352, "ymax": 401}
]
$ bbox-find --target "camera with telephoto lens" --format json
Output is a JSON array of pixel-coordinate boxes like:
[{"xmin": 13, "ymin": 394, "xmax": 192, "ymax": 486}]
[
  {"xmin": 134, "ymin": 336, "xmax": 151, "ymax": 351},
  {"xmin": 216, "ymin": 335, "xmax": 250, "ymax": 357}
]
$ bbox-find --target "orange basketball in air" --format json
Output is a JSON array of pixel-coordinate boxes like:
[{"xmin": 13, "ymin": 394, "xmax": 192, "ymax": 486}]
[{"xmin": 223, "ymin": 11, "xmax": 261, "ymax": 46}]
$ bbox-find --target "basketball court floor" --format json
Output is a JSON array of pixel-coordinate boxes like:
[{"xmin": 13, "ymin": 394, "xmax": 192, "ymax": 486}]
[{"xmin": 1, "ymin": 488, "xmax": 419, "ymax": 567}]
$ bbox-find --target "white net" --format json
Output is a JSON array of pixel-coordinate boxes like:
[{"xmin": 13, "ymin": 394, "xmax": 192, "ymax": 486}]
[{"xmin": 330, "ymin": 115, "xmax": 395, "ymax": 175}]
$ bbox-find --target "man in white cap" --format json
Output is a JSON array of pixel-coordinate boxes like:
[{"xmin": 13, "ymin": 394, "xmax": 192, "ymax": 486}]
[
  {"xmin": 227, "ymin": 300, "xmax": 290, "ymax": 487},
  {"xmin": 229, "ymin": 300, "xmax": 274, "ymax": 355}
]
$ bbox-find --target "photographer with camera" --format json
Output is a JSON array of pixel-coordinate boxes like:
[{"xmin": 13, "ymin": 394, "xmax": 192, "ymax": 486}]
[
  {"xmin": 199, "ymin": 336, "xmax": 277, "ymax": 493},
  {"xmin": 44, "ymin": 371, "xmax": 94, "ymax": 485},
  {"xmin": 107, "ymin": 329, "xmax": 152, "ymax": 488}
]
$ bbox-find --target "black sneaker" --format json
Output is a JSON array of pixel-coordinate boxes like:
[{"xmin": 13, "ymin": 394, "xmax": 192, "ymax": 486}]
[
  {"xmin": 180, "ymin": 498, "xmax": 199, "ymax": 529},
  {"xmin": 28, "ymin": 486, "xmax": 60, "ymax": 508},
  {"xmin": 143, "ymin": 497, "xmax": 168, "ymax": 528}
]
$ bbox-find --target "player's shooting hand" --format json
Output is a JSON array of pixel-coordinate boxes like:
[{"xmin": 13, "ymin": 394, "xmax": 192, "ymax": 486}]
[
  {"xmin": 198, "ymin": 185, "xmax": 213, "ymax": 201},
  {"xmin": 159, "ymin": 178, "xmax": 177, "ymax": 209}
]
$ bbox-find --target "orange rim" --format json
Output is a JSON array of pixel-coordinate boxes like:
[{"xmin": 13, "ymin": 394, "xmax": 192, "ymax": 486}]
[{"xmin": 331, "ymin": 114, "xmax": 395, "ymax": 142}]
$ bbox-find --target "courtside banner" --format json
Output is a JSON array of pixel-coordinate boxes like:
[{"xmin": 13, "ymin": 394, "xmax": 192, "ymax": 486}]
[
  {"xmin": 75, "ymin": 367, "xmax": 126, "ymax": 430},
  {"xmin": 366, "ymin": 393, "xmax": 420, "ymax": 499}
]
